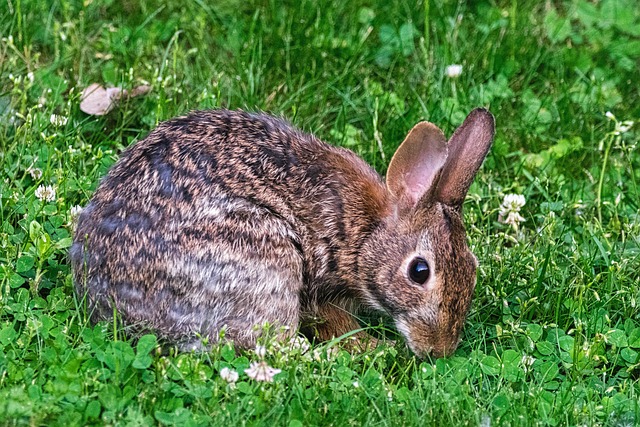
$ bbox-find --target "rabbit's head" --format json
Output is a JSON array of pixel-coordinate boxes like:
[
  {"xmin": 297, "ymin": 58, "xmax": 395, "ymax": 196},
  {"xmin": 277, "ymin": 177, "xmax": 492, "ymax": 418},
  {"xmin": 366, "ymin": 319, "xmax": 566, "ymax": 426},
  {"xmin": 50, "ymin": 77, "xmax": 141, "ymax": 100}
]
[{"xmin": 359, "ymin": 109, "xmax": 494, "ymax": 358}]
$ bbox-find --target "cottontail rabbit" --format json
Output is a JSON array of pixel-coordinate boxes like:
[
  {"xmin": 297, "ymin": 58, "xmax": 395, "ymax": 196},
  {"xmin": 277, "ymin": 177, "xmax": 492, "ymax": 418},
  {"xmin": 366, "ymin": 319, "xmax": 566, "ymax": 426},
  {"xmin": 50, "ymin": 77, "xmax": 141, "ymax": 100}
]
[{"xmin": 71, "ymin": 108, "xmax": 494, "ymax": 358}]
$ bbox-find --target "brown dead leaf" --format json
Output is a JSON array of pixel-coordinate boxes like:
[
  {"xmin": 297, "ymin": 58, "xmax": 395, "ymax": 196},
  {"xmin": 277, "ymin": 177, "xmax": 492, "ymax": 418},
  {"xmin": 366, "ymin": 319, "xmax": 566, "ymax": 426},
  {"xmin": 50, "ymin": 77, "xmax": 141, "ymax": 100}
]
[
  {"xmin": 80, "ymin": 84, "xmax": 122, "ymax": 116},
  {"xmin": 128, "ymin": 85, "xmax": 151, "ymax": 98},
  {"xmin": 80, "ymin": 83, "xmax": 151, "ymax": 116}
]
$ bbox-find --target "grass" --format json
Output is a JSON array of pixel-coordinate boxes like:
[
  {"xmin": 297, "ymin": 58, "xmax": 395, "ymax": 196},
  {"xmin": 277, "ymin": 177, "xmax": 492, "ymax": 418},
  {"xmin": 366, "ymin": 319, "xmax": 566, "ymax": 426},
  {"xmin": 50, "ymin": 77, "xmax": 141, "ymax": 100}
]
[{"xmin": 1, "ymin": 0, "xmax": 639, "ymax": 425}]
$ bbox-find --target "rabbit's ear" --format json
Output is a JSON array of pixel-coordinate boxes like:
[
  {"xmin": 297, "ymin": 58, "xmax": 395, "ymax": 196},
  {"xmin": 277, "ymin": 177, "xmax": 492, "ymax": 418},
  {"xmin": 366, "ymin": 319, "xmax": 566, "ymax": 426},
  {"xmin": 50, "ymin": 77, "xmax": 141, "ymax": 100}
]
[
  {"xmin": 436, "ymin": 108, "xmax": 495, "ymax": 207},
  {"xmin": 386, "ymin": 122, "xmax": 448, "ymax": 208}
]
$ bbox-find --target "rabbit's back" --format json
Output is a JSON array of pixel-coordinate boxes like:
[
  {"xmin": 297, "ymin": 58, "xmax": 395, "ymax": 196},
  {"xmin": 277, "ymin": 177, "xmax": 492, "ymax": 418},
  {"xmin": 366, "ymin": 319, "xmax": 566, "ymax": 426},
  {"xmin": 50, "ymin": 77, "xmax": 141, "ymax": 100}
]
[{"xmin": 71, "ymin": 110, "xmax": 323, "ymax": 348}]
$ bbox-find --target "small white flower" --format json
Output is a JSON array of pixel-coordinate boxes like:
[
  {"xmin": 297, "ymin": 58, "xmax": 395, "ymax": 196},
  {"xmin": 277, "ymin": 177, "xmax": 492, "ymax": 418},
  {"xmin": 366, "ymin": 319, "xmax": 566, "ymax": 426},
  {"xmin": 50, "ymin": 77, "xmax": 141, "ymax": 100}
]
[
  {"xmin": 27, "ymin": 72, "xmax": 34, "ymax": 83},
  {"xmin": 352, "ymin": 381, "xmax": 359, "ymax": 388},
  {"xmin": 312, "ymin": 346, "xmax": 338, "ymax": 362},
  {"xmin": 254, "ymin": 344, "xmax": 267, "ymax": 359},
  {"xmin": 49, "ymin": 114, "xmax": 68, "ymax": 127},
  {"xmin": 498, "ymin": 193, "xmax": 526, "ymax": 229},
  {"xmin": 607, "ymin": 110, "xmax": 634, "ymax": 135},
  {"xmin": 445, "ymin": 64, "xmax": 463, "ymax": 78},
  {"xmin": 288, "ymin": 336, "xmax": 311, "ymax": 354},
  {"xmin": 502, "ymin": 211, "xmax": 525, "ymax": 228},
  {"xmin": 219, "ymin": 367, "xmax": 239, "ymax": 384},
  {"xmin": 521, "ymin": 355, "xmax": 535, "ymax": 367},
  {"xmin": 35, "ymin": 185, "xmax": 56, "ymax": 202},
  {"xmin": 615, "ymin": 120, "xmax": 634, "ymax": 135},
  {"xmin": 501, "ymin": 194, "xmax": 526, "ymax": 211},
  {"xmin": 245, "ymin": 361, "xmax": 281, "ymax": 382},
  {"xmin": 480, "ymin": 414, "xmax": 492, "ymax": 427},
  {"xmin": 70, "ymin": 205, "xmax": 83, "ymax": 219},
  {"xmin": 27, "ymin": 166, "xmax": 43, "ymax": 180}
]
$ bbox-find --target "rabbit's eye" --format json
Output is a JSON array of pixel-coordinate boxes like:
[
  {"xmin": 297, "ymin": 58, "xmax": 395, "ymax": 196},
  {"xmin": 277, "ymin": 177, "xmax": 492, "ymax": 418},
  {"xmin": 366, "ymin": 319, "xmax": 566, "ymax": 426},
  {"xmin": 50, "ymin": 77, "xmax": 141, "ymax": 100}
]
[{"xmin": 408, "ymin": 257, "xmax": 430, "ymax": 285}]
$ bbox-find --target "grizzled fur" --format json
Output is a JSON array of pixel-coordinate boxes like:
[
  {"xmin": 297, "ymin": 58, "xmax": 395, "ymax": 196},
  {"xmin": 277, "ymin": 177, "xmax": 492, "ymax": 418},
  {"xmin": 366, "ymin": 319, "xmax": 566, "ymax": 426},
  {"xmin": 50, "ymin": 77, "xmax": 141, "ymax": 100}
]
[{"xmin": 71, "ymin": 108, "xmax": 494, "ymax": 357}]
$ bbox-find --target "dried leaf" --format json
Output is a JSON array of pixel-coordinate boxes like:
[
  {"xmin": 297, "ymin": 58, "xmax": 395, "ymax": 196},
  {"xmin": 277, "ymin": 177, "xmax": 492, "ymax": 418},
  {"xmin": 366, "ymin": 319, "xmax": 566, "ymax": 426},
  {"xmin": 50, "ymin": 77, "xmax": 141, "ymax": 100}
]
[
  {"xmin": 80, "ymin": 83, "xmax": 122, "ymax": 116},
  {"xmin": 129, "ymin": 85, "xmax": 151, "ymax": 97},
  {"xmin": 79, "ymin": 83, "xmax": 150, "ymax": 116}
]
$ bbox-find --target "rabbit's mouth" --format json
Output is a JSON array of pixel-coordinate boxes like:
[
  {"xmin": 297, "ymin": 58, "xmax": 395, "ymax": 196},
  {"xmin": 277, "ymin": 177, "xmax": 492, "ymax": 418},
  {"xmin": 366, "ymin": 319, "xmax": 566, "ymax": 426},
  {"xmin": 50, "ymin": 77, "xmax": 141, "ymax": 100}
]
[{"xmin": 394, "ymin": 316, "xmax": 461, "ymax": 358}]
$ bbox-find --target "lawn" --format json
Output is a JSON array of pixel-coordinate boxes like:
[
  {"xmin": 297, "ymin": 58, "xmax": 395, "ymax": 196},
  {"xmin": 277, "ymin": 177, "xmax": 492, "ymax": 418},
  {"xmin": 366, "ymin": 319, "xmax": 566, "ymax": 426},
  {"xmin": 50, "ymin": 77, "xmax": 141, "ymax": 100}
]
[{"xmin": 1, "ymin": 0, "xmax": 639, "ymax": 425}]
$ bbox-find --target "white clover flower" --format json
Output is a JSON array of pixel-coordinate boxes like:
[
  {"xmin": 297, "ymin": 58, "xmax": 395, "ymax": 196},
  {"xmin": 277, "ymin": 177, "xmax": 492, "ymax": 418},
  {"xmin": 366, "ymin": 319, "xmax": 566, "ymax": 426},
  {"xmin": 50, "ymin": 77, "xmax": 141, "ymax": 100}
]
[
  {"xmin": 502, "ymin": 211, "xmax": 525, "ymax": 228},
  {"xmin": 605, "ymin": 111, "xmax": 634, "ymax": 134},
  {"xmin": 70, "ymin": 205, "xmax": 83, "ymax": 219},
  {"xmin": 288, "ymin": 336, "xmax": 311, "ymax": 354},
  {"xmin": 498, "ymin": 193, "xmax": 526, "ymax": 229},
  {"xmin": 49, "ymin": 114, "xmax": 68, "ymax": 127},
  {"xmin": 312, "ymin": 346, "xmax": 338, "ymax": 362},
  {"xmin": 445, "ymin": 64, "xmax": 463, "ymax": 78},
  {"xmin": 501, "ymin": 194, "xmax": 526, "ymax": 211},
  {"xmin": 244, "ymin": 361, "xmax": 281, "ymax": 382},
  {"xmin": 35, "ymin": 185, "xmax": 56, "ymax": 202},
  {"xmin": 27, "ymin": 166, "xmax": 43, "ymax": 180},
  {"xmin": 615, "ymin": 120, "xmax": 634, "ymax": 135},
  {"xmin": 521, "ymin": 355, "xmax": 535, "ymax": 367},
  {"xmin": 254, "ymin": 344, "xmax": 267, "ymax": 359},
  {"xmin": 219, "ymin": 367, "xmax": 239, "ymax": 384}
]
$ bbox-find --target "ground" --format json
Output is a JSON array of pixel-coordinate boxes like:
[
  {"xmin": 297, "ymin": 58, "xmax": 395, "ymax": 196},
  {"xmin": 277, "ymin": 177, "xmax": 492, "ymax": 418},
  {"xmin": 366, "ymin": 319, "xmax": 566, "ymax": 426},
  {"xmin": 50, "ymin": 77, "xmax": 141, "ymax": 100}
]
[{"xmin": 0, "ymin": 0, "xmax": 639, "ymax": 425}]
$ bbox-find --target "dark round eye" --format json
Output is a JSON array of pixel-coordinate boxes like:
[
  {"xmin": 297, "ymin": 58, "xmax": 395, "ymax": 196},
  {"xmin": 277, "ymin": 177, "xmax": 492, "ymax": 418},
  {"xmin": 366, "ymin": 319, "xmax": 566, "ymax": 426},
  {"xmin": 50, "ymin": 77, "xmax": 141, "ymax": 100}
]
[{"xmin": 408, "ymin": 257, "xmax": 430, "ymax": 284}]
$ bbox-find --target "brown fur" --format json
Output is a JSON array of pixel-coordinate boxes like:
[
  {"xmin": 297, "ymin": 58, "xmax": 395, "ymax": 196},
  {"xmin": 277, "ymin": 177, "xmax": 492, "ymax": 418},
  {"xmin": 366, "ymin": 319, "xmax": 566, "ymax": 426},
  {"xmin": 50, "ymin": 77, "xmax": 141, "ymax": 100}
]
[{"xmin": 71, "ymin": 108, "xmax": 494, "ymax": 357}]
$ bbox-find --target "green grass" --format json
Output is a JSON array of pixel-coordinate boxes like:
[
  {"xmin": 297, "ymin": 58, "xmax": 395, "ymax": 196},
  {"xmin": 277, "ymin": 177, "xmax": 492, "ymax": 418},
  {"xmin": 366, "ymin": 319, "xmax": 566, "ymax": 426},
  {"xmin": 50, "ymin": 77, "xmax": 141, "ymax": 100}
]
[{"xmin": 1, "ymin": 0, "xmax": 639, "ymax": 425}]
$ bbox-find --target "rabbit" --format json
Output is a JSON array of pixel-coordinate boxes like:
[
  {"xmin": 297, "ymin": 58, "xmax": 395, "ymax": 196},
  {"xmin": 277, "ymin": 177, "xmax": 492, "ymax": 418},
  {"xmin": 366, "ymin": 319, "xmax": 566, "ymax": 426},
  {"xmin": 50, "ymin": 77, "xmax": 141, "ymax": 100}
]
[{"xmin": 70, "ymin": 107, "xmax": 494, "ymax": 358}]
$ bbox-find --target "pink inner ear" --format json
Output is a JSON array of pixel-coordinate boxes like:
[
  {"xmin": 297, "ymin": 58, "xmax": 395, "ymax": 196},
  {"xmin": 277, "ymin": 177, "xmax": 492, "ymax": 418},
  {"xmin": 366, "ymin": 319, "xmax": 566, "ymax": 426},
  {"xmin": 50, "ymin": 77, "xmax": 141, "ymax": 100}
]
[
  {"xmin": 386, "ymin": 122, "xmax": 448, "ymax": 208},
  {"xmin": 401, "ymin": 162, "xmax": 440, "ymax": 204}
]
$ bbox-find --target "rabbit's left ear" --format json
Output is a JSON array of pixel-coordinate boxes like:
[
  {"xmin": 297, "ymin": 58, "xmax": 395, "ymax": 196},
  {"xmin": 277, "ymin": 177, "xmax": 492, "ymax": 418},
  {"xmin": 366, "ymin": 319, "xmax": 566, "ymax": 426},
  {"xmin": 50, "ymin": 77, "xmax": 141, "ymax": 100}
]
[
  {"xmin": 386, "ymin": 122, "xmax": 448, "ymax": 209},
  {"xmin": 436, "ymin": 108, "xmax": 495, "ymax": 207}
]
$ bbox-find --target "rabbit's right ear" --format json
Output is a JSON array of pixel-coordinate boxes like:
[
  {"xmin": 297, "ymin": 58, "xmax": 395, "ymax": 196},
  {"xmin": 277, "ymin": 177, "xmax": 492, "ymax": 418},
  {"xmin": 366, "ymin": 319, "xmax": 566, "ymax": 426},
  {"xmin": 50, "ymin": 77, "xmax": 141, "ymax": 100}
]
[
  {"xmin": 435, "ymin": 109, "xmax": 495, "ymax": 208},
  {"xmin": 386, "ymin": 122, "xmax": 448, "ymax": 208}
]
